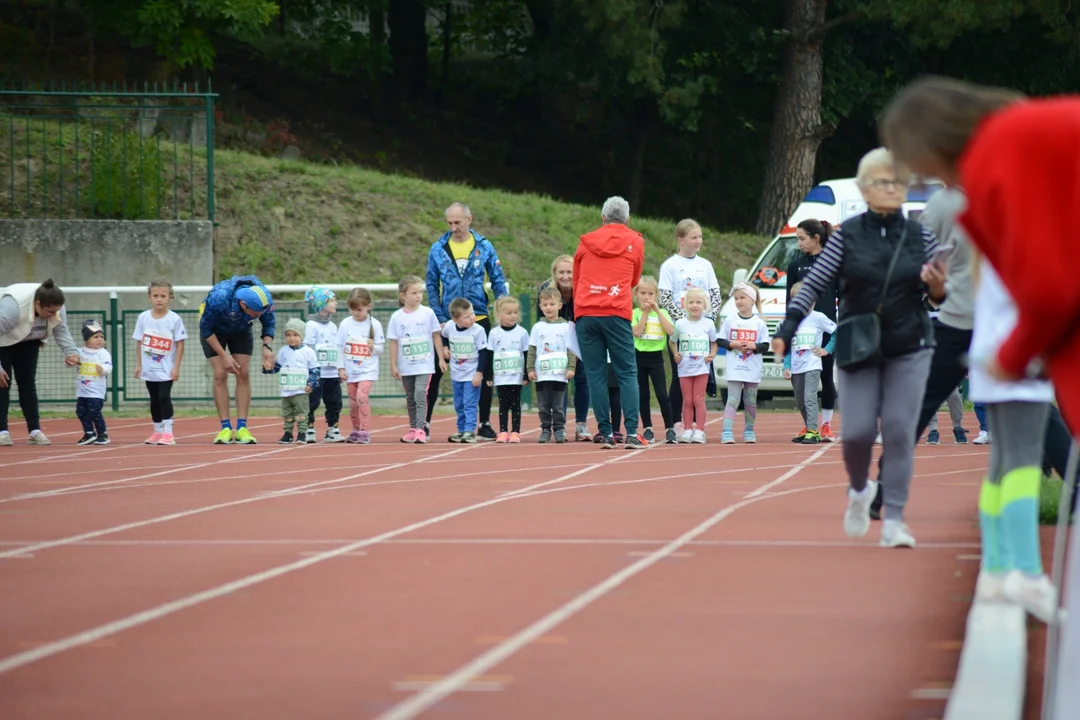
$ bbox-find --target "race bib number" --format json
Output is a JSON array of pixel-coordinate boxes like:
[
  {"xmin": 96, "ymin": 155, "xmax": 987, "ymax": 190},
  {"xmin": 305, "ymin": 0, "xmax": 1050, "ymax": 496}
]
[
  {"xmin": 449, "ymin": 337, "xmax": 475, "ymax": 359},
  {"xmin": 494, "ymin": 350, "xmax": 522, "ymax": 375},
  {"xmin": 315, "ymin": 343, "xmax": 339, "ymax": 364},
  {"xmin": 142, "ymin": 329, "xmax": 173, "ymax": 357},
  {"xmin": 678, "ymin": 335, "xmax": 709, "ymax": 354},
  {"xmin": 344, "ymin": 338, "xmax": 372, "ymax": 363},
  {"xmin": 402, "ymin": 336, "xmax": 432, "ymax": 362},
  {"xmin": 642, "ymin": 318, "xmax": 665, "ymax": 341},
  {"xmin": 794, "ymin": 332, "xmax": 817, "ymax": 351},
  {"xmin": 280, "ymin": 367, "xmax": 307, "ymax": 391},
  {"xmin": 537, "ymin": 352, "xmax": 568, "ymax": 375},
  {"xmin": 730, "ymin": 328, "xmax": 757, "ymax": 344},
  {"xmin": 78, "ymin": 362, "xmax": 99, "ymax": 377}
]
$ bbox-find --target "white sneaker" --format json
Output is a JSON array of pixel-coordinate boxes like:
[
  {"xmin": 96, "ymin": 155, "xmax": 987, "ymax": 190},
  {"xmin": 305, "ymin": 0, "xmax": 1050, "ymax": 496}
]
[
  {"xmin": 28, "ymin": 430, "xmax": 51, "ymax": 445},
  {"xmin": 975, "ymin": 571, "xmax": 1007, "ymax": 602},
  {"xmin": 844, "ymin": 480, "xmax": 878, "ymax": 538},
  {"xmin": 880, "ymin": 519, "xmax": 916, "ymax": 548},
  {"xmin": 1002, "ymin": 570, "xmax": 1058, "ymax": 623},
  {"xmin": 678, "ymin": 430, "xmax": 694, "ymax": 444},
  {"xmin": 305, "ymin": 427, "xmax": 317, "ymax": 444},
  {"xmin": 0, "ymin": 431, "xmax": 11, "ymax": 446},
  {"xmin": 972, "ymin": 430, "xmax": 991, "ymax": 445},
  {"xmin": 323, "ymin": 427, "xmax": 346, "ymax": 443},
  {"xmin": 690, "ymin": 430, "xmax": 706, "ymax": 444}
]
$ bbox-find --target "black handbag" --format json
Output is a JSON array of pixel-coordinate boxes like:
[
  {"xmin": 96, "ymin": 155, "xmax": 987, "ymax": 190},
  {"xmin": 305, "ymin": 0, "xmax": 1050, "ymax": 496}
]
[{"xmin": 833, "ymin": 223, "xmax": 909, "ymax": 370}]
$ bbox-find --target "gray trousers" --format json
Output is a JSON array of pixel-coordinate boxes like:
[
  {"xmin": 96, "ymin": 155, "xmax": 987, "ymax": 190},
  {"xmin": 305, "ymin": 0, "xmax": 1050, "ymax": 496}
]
[
  {"xmin": 927, "ymin": 387, "xmax": 964, "ymax": 433},
  {"xmin": 839, "ymin": 349, "xmax": 932, "ymax": 521},
  {"xmin": 792, "ymin": 369, "xmax": 821, "ymax": 432},
  {"xmin": 401, "ymin": 373, "xmax": 430, "ymax": 429},
  {"xmin": 987, "ymin": 402, "xmax": 1050, "ymax": 483}
]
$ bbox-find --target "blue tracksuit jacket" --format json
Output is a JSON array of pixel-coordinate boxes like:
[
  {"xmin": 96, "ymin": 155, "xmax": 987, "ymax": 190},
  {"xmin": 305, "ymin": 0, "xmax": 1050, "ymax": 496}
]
[
  {"xmin": 198, "ymin": 275, "xmax": 276, "ymax": 340},
  {"xmin": 425, "ymin": 230, "xmax": 508, "ymax": 323}
]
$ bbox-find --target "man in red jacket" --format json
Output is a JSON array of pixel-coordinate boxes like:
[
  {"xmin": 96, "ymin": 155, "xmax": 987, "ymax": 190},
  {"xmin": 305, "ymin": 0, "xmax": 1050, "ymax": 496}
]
[{"xmin": 574, "ymin": 196, "xmax": 646, "ymax": 449}]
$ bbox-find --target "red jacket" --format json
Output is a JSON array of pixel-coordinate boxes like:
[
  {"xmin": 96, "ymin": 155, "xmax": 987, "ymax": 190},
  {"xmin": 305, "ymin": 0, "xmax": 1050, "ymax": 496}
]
[
  {"xmin": 573, "ymin": 223, "xmax": 645, "ymax": 321},
  {"xmin": 958, "ymin": 96, "xmax": 1080, "ymax": 433}
]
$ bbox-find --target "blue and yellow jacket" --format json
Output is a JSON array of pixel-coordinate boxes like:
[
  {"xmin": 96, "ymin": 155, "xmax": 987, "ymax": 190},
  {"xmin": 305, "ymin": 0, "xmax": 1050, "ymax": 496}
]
[
  {"xmin": 425, "ymin": 230, "xmax": 508, "ymax": 323},
  {"xmin": 198, "ymin": 275, "xmax": 276, "ymax": 340}
]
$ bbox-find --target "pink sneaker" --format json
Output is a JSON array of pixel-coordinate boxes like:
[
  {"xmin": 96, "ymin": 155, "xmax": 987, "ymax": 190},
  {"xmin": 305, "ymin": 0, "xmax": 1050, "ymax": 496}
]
[
  {"xmin": 496, "ymin": 432, "xmax": 509, "ymax": 443},
  {"xmin": 157, "ymin": 433, "xmax": 175, "ymax": 445},
  {"xmin": 144, "ymin": 432, "xmax": 162, "ymax": 445},
  {"xmin": 400, "ymin": 428, "xmax": 419, "ymax": 443},
  {"xmin": 509, "ymin": 432, "xmax": 521, "ymax": 443},
  {"xmin": 413, "ymin": 429, "xmax": 428, "ymax": 444}
]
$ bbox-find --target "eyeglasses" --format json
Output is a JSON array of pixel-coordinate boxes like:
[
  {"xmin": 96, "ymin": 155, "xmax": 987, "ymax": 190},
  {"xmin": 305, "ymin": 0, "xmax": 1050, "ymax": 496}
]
[{"xmin": 866, "ymin": 178, "xmax": 905, "ymax": 190}]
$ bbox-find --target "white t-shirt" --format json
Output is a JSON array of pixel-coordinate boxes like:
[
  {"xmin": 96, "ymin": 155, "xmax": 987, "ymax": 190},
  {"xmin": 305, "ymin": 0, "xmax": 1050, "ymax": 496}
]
[
  {"xmin": 441, "ymin": 322, "xmax": 488, "ymax": 382},
  {"xmin": 673, "ymin": 317, "xmax": 717, "ymax": 377},
  {"xmin": 969, "ymin": 258, "xmax": 1054, "ymax": 404},
  {"xmin": 76, "ymin": 347, "xmax": 113, "ymax": 399},
  {"xmin": 335, "ymin": 316, "xmax": 384, "ymax": 383},
  {"xmin": 132, "ymin": 310, "xmax": 187, "ymax": 382},
  {"xmin": 488, "ymin": 324, "xmax": 530, "ymax": 386},
  {"xmin": 303, "ymin": 318, "xmax": 340, "ymax": 379},
  {"xmin": 386, "ymin": 306, "xmax": 442, "ymax": 376},
  {"xmin": 658, "ymin": 254, "xmax": 720, "ymax": 317},
  {"xmin": 276, "ymin": 344, "xmax": 319, "ymax": 398},
  {"xmin": 529, "ymin": 320, "xmax": 574, "ymax": 384},
  {"xmin": 789, "ymin": 311, "xmax": 837, "ymax": 375},
  {"xmin": 719, "ymin": 313, "xmax": 770, "ymax": 383}
]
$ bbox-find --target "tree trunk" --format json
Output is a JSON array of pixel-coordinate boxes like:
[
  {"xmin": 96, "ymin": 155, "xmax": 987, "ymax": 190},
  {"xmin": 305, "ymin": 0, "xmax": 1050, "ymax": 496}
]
[
  {"xmin": 753, "ymin": 0, "xmax": 832, "ymax": 237},
  {"xmin": 369, "ymin": 2, "xmax": 387, "ymax": 124},
  {"xmin": 388, "ymin": 0, "xmax": 428, "ymax": 113}
]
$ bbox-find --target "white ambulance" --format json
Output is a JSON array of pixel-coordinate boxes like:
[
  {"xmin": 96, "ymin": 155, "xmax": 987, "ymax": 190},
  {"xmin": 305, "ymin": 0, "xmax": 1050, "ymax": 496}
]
[{"xmin": 713, "ymin": 177, "xmax": 943, "ymax": 400}]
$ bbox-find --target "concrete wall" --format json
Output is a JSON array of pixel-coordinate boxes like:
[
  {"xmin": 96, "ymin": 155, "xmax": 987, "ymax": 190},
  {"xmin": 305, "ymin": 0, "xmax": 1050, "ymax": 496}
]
[{"xmin": 0, "ymin": 220, "xmax": 214, "ymax": 312}]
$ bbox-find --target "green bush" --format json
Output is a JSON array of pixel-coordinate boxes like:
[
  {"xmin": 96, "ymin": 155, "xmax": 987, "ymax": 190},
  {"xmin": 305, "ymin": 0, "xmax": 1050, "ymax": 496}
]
[{"xmin": 86, "ymin": 127, "xmax": 171, "ymax": 219}]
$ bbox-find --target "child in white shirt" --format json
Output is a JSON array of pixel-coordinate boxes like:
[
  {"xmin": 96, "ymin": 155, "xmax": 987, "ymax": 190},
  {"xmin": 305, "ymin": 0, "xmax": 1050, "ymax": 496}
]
[
  {"xmin": 670, "ymin": 288, "xmax": 718, "ymax": 444},
  {"xmin": 441, "ymin": 298, "xmax": 489, "ymax": 443},
  {"xmin": 303, "ymin": 286, "xmax": 344, "ymax": 444},
  {"xmin": 76, "ymin": 319, "xmax": 113, "ymax": 445},
  {"xmin": 132, "ymin": 277, "xmax": 187, "ymax": 445},
  {"xmin": 266, "ymin": 318, "xmax": 319, "ymax": 444},
  {"xmin": 527, "ymin": 287, "xmax": 577, "ymax": 444},
  {"xmin": 487, "ymin": 296, "xmax": 530, "ymax": 443},
  {"xmin": 335, "ymin": 287, "xmax": 384, "ymax": 445},
  {"xmin": 387, "ymin": 275, "xmax": 446, "ymax": 444},
  {"xmin": 782, "ymin": 281, "xmax": 837, "ymax": 444},
  {"xmin": 718, "ymin": 282, "xmax": 770, "ymax": 444}
]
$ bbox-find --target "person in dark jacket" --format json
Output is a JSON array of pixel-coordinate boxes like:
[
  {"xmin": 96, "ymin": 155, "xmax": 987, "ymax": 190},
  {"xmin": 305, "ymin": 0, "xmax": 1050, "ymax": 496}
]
[
  {"xmin": 772, "ymin": 148, "xmax": 946, "ymax": 549},
  {"xmin": 198, "ymin": 275, "xmax": 276, "ymax": 445},
  {"xmin": 785, "ymin": 219, "xmax": 839, "ymax": 442},
  {"xmin": 425, "ymin": 202, "xmax": 509, "ymax": 439}
]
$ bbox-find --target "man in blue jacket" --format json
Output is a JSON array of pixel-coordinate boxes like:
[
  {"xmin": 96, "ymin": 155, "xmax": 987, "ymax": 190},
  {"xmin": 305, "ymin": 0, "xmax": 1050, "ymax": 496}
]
[
  {"xmin": 198, "ymin": 275, "xmax": 276, "ymax": 445},
  {"xmin": 425, "ymin": 202, "xmax": 508, "ymax": 439}
]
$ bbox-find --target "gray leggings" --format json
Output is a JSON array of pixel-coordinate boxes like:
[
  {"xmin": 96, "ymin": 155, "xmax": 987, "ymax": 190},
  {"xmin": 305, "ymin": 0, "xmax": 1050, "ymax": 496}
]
[
  {"xmin": 402, "ymin": 373, "xmax": 431, "ymax": 429},
  {"xmin": 928, "ymin": 387, "xmax": 964, "ymax": 433},
  {"xmin": 792, "ymin": 370, "xmax": 821, "ymax": 432},
  {"xmin": 987, "ymin": 402, "xmax": 1050, "ymax": 483},
  {"xmin": 839, "ymin": 349, "xmax": 932, "ymax": 521}
]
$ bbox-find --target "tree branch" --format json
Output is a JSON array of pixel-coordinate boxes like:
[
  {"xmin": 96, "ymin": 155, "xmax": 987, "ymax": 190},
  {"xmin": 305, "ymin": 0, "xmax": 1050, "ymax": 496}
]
[{"xmin": 804, "ymin": 10, "xmax": 864, "ymax": 42}]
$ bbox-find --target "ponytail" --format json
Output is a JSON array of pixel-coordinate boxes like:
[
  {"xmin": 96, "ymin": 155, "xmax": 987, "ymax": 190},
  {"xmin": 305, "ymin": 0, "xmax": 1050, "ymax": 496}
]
[{"xmin": 796, "ymin": 219, "xmax": 832, "ymax": 248}]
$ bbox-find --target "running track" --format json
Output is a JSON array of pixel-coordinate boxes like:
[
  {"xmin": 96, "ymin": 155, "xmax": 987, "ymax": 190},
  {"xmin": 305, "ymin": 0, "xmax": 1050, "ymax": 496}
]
[{"xmin": 0, "ymin": 412, "xmax": 989, "ymax": 719}]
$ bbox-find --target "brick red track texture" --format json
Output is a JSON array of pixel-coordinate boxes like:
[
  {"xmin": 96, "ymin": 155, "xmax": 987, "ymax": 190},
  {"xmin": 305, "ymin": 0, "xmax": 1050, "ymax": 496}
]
[{"xmin": 0, "ymin": 412, "xmax": 989, "ymax": 720}]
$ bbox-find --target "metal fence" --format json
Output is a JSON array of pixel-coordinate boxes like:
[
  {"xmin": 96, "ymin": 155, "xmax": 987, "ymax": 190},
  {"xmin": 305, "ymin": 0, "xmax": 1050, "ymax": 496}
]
[
  {"xmin": 18, "ymin": 292, "xmax": 536, "ymax": 410},
  {"xmin": 0, "ymin": 80, "xmax": 216, "ymax": 222}
]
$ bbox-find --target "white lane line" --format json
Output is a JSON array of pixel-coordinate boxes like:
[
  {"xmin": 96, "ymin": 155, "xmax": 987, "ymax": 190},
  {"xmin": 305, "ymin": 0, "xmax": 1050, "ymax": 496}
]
[
  {"xmin": 373, "ymin": 444, "xmax": 832, "ymax": 720},
  {"xmin": 0, "ymin": 433, "xmax": 731, "ymax": 673}
]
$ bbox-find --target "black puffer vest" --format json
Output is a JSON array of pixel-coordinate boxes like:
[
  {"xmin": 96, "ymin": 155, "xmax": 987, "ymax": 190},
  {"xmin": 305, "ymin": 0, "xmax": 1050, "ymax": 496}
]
[{"xmin": 838, "ymin": 211, "xmax": 935, "ymax": 358}]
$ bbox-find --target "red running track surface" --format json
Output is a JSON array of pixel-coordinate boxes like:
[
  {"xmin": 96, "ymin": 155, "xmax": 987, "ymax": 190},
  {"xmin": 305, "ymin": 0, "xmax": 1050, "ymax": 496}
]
[{"xmin": 0, "ymin": 412, "xmax": 989, "ymax": 719}]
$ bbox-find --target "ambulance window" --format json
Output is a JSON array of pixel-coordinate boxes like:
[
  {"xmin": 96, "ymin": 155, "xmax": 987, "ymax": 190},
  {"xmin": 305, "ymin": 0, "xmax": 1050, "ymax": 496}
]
[{"xmin": 750, "ymin": 236, "xmax": 801, "ymax": 289}]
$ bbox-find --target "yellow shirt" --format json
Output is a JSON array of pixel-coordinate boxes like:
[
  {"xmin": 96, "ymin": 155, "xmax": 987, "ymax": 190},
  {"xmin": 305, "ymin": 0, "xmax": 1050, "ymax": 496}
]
[{"xmin": 449, "ymin": 238, "xmax": 485, "ymax": 320}]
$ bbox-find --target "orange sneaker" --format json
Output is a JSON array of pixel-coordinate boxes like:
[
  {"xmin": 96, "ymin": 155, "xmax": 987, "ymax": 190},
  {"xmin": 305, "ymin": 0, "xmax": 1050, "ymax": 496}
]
[{"xmin": 820, "ymin": 422, "xmax": 836, "ymax": 443}]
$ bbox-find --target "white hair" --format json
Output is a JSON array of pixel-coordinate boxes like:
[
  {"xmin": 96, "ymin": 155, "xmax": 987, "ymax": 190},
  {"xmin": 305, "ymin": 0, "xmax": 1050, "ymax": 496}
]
[
  {"xmin": 856, "ymin": 147, "xmax": 910, "ymax": 187},
  {"xmin": 601, "ymin": 196, "xmax": 630, "ymax": 224},
  {"xmin": 445, "ymin": 201, "xmax": 471, "ymax": 218}
]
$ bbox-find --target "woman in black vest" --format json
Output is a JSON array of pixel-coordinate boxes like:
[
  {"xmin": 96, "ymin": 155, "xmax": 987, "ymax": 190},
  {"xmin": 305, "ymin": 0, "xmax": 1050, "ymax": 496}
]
[
  {"xmin": 785, "ymin": 219, "xmax": 839, "ymax": 442},
  {"xmin": 772, "ymin": 148, "xmax": 946, "ymax": 549}
]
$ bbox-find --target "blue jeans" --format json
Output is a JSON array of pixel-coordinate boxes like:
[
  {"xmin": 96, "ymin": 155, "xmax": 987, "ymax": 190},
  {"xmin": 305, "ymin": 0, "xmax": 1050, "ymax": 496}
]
[
  {"xmin": 453, "ymin": 379, "xmax": 481, "ymax": 433},
  {"xmin": 575, "ymin": 315, "xmax": 639, "ymax": 437},
  {"xmin": 974, "ymin": 402, "xmax": 988, "ymax": 432}
]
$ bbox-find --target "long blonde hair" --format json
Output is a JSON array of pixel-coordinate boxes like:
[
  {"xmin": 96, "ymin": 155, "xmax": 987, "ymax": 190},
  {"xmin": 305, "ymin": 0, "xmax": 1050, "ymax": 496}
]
[{"xmin": 397, "ymin": 275, "xmax": 424, "ymax": 308}]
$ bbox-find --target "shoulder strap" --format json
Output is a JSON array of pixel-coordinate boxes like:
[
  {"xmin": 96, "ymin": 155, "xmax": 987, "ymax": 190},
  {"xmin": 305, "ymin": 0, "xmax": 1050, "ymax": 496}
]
[{"xmin": 876, "ymin": 222, "xmax": 909, "ymax": 315}]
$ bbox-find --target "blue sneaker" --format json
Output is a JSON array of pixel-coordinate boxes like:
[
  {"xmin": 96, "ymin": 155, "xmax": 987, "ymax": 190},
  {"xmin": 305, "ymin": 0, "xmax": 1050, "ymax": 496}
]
[
  {"xmin": 721, "ymin": 431, "xmax": 735, "ymax": 444},
  {"xmin": 927, "ymin": 430, "xmax": 940, "ymax": 445},
  {"xmin": 743, "ymin": 430, "xmax": 757, "ymax": 444}
]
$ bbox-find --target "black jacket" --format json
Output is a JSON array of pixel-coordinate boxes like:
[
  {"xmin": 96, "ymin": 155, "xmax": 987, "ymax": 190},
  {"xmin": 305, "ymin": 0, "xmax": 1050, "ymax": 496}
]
[{"xmin": 786, "ymin": 251, "xmax": 838, "ymax": 323}]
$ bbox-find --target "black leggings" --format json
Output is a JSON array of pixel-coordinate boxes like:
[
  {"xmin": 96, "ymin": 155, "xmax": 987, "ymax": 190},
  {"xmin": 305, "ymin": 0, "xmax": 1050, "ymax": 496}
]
[
  {"xmin": 309, "ymin": 376, "xmax": 343, "ymax": 427},
  {"xmin": 0, "ymin": 339, "xmax": 41, "ymax": 433},
  {"xmin": 497, "ymin": 384, "xmax": 522, "ymax": 433},
  {"xmin": 637, "ymin": 350, "xmax": 672, "ymax": 430},
  {"xmin": 820, "ymin": 352, "xmax": 836, "ymax": 411},
  {"xmin": 146, "ymin": 381, "xmax": 174, "ymax": 422}
]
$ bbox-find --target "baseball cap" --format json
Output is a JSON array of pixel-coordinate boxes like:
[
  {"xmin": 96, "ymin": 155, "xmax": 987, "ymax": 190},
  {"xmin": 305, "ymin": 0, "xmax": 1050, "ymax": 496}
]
[{"xmin": 236, "ymin": 285, "xmax": 272, "ymax": 312}]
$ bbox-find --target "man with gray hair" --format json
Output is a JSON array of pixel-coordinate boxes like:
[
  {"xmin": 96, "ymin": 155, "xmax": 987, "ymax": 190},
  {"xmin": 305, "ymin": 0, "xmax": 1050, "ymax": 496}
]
[
  {"xmin": 425, "ymin": 201, "xmax": 508, "ymax": 439},
  {"xmin": 573, "ymin": 196, "xmax": 646, "ymax": 449}
]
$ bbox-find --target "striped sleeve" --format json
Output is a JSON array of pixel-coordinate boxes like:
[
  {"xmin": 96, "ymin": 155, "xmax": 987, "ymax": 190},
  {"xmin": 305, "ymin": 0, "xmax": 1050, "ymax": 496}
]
[{"xmin": 788, "ymin": 227, "xmax": 845, "ymax": 318}]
